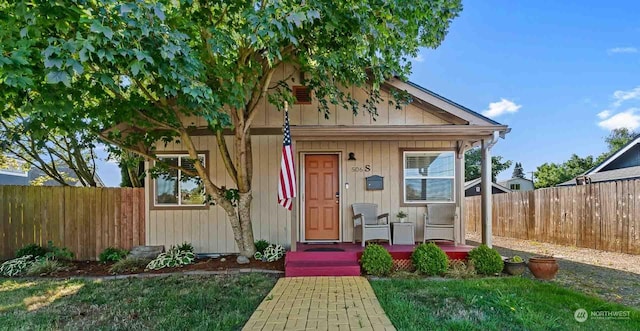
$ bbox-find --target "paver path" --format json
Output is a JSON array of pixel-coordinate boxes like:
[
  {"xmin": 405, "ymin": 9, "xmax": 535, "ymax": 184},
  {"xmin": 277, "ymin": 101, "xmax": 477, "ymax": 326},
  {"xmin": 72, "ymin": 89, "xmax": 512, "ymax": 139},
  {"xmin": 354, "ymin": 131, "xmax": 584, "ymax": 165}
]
[{"xmin": 242, "ymin": 276, "xmax": 396, "ymax": 331}]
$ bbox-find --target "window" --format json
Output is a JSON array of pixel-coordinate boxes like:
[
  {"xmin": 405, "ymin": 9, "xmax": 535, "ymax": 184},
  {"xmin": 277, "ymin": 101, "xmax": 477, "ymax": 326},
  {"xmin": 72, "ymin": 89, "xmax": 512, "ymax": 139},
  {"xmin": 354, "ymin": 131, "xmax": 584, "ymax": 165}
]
[
  {"xmin": 510, "ymin": 183, "xmax": 521, "ymax": 190},
  {"xmin": 154, "ymin": 154, "xmax": 206, "ymax": 206},
  {"xmin": 403, "ymin": 151, "xmax": 455, "ymax": 203},
  {"xmin": 292, "ymin": 85, "xmax": 312, "ymax": 104}
]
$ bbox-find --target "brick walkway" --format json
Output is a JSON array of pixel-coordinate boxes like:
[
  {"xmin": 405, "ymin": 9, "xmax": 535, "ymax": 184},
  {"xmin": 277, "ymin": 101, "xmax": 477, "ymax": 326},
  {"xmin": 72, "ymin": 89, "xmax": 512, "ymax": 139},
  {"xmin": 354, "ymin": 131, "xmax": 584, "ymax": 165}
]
[{"xmin": 242, "ymin": 276, "xmax": 396, "ymax": 331}]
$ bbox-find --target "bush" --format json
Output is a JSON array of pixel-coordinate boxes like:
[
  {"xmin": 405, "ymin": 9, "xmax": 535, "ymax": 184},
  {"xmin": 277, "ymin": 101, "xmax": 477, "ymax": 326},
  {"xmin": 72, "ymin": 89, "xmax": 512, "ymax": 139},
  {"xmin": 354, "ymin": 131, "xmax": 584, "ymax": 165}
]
[
  {"xmin": 99, "ymin": 247, "xmax": 129, "ymax": 263},
  {"xmin": 0, "ymin": 255, "xmax": 36, "ymax": 277},
  {"xmin": 26, "ymin": 258, "xmax": 66, "ymax": 276},
  {"xmin": 146, "ymin": 246, "xmax": 195, "ymax": 270},
  {"xmin": 177, "ymin": 242, "xmax": 194, "ymax": 253},
  {"xmin": 468, "ymin": 244, "xmax": 504, "ymax": 275},
  {"xmin": 444, "ymin": 259, "xmax": 476, "ymax": 279},
  {"xmin": 254, "ymin": 240, "xmax": 269, "ymax": 255},
  {"xmin": 109, "ymin": 258, "xmax": 150, "ymax": 274},
  {"xmin": 411, "ymin": 243, "xmax": 449, "ymax": 276},
  {"xmin": 16, "ymin": 244, "xmax": 47, "ymax": 258},
  {"xmin": 361, "ymin": 244, "xmax": 393, "ymax": 276},
  {"xmin": 44, "ymin": 241, "xmax": 74, "ymax": 261}
]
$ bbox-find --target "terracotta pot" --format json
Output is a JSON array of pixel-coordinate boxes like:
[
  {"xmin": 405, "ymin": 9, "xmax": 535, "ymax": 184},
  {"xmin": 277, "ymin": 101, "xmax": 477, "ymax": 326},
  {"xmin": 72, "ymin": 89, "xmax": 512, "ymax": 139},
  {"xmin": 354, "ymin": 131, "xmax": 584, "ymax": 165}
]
[
  {"xmin": 527, "ymin": 256, "xmax": 559, "ymax": 280},
  {"xmin": 503, "ymin": 260, "xmax": 526, "ymax": 276}
]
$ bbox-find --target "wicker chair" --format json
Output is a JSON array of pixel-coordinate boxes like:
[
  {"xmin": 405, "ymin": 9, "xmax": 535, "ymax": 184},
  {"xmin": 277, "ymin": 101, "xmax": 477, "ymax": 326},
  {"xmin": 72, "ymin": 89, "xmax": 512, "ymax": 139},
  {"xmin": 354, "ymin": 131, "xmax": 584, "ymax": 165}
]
[
  {"xmin": 423, "ymin": 204, "xmax": 458, "ymax": 244},
  {"xmin": 352, "ymin": 203, "xmax": 392, "ymax": 247}
]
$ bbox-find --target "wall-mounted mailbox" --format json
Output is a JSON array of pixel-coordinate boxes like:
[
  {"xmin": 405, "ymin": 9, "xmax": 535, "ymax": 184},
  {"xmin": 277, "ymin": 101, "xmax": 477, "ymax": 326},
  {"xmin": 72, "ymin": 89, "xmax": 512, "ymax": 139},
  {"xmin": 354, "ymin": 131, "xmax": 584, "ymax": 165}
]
[{"xmin": 366, "ymin": 175, "xmax": 384, "ymax": 190}]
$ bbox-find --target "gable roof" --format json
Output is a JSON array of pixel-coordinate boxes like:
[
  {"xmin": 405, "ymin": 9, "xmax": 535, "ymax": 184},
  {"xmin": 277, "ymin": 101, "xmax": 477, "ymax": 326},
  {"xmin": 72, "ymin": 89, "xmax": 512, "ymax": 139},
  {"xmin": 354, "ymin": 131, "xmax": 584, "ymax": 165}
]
[
  {"xmin": 587, "ymin": 134, "xmax": 640, "ymax": 174},
  {"xmin": 385, "ymin": 78, "xmax": 507, "ymax": 128},
  {"xmin": 558, "ymin": 165, "xmax": 640, "ymax": 186},
  {"xmin": 464, "ymin": 178, "xmax": 512, "ymax": 193}
]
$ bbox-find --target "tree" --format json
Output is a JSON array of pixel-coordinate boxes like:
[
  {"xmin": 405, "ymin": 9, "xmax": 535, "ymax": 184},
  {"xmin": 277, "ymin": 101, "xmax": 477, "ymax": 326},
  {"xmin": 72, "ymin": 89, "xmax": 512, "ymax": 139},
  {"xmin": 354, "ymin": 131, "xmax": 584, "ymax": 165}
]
[
  {"xmin": 512, "ymin": 162, "xmax": 525, "ymax": 179},
  {"xmin": 0, "ymin": 0, "xmax": 462, "ymax": 259},
  {"xmin": 0, "ymin": 111, "xmax": 99, "ymax": 186},
  {"xmin": 464, "ymin": 148, "xmax": 513, "ymax": 182},
  {"xmin": 601, "ymin": 128, "xmax": 637, "ymax": 160},
  {"xmin": 533, "ymin": 154, "xmax": 596, "ymax": 188}
]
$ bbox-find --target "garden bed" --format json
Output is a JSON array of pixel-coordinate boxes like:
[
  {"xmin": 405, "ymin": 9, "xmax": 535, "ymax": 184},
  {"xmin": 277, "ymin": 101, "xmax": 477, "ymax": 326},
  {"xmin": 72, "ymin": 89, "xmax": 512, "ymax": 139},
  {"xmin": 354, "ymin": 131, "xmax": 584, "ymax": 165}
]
[{"xmin": 37, "ymin": 256, "xmax": 284, "ymax": 278}]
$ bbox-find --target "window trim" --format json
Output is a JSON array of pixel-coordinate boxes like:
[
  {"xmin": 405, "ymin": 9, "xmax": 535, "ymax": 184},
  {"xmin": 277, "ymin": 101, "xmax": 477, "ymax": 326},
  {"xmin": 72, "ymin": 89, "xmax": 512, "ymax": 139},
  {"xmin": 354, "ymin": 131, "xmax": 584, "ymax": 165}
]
[
  {"xmin": 400, "ymin": 149, "xmax": 456, "ymax": 206},
  {"xmin": 150, "ymin": 151, "xmax": 210, "ymax": 210}
]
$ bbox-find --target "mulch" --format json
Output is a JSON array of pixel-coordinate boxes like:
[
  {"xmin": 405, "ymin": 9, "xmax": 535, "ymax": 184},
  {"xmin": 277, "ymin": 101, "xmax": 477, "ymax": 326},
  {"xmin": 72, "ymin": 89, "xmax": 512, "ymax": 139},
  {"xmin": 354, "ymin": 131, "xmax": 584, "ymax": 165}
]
[{"xmin": 45, "ymin": 256, "xmax": 285, "ymax": 278}]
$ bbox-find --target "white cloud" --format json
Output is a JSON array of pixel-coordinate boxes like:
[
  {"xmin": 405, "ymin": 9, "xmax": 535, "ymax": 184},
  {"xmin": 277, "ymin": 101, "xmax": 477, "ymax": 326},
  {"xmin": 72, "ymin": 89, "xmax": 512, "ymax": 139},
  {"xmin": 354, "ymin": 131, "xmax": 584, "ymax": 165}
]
[
  {"xmin": 597, "ymin": 110, "xmax": 611, "ymax": 119},
  {"xmin": 481, "ymin": 98, "xmax": 522, "ymax": 118},
  {"xmin": 607, "ymin": 47, "xmax": 638, "ymax": 54},
  {"xmin": 411, "ymin": 54, "xmax": 424, "ymax": 63},
  {"xmin": 598, "ymin": 108, "xmax": 640, "ymax": 130},
  {"xmin": 613, "ymin": 86, "xmax": 640, "ymax": 106}
]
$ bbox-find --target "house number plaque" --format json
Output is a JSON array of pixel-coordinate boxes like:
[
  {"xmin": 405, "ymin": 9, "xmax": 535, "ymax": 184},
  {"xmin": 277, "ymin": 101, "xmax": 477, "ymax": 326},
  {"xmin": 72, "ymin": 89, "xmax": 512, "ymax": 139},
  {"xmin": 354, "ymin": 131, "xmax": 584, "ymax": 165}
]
[{"xmin": 351, "ymin": 165, "xmax": 371, "ymax": 172}]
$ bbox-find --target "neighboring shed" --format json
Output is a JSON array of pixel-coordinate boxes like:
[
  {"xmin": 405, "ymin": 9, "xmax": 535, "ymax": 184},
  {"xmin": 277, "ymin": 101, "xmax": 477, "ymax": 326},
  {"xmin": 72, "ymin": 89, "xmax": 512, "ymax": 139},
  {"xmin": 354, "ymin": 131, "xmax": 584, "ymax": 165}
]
[
  {"xmin": 559, "ymin": 134, "xmax": 640, "ymax": 186},
  {"xmin": 464, "ymin": 178, "xmax": 511, "ymax": 196}
]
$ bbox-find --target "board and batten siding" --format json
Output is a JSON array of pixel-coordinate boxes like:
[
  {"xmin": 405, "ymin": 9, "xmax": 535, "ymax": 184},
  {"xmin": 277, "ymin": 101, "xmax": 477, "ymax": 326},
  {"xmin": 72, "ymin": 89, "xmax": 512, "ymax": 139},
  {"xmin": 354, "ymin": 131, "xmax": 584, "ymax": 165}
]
[{"xmin": 146, "ymin": 136, "xmax": 463, "ymax": 253}]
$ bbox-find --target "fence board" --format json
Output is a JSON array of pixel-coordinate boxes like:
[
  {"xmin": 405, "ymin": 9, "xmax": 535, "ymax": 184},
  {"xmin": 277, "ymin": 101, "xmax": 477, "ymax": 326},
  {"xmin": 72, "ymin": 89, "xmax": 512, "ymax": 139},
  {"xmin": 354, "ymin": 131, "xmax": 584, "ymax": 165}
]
[
  {"xmin": 465, "ymin": 179, "xmax": 640, "ymax": 255},
  {"xmin": 0, "ymin": 186, "xmax": 145, "ymax": 260}
]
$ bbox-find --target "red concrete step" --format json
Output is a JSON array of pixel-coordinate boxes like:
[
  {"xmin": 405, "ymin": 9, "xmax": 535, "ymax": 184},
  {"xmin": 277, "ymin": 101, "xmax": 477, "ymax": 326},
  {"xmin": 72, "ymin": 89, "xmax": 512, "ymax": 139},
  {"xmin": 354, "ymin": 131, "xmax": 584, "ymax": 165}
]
[
  {"xmin": 285, "ymin": 251, "xmax": 359, "ymax": 262},
  {"xmin": 285, "ymin": 260, "xmax": 361, "ymax": 277}
]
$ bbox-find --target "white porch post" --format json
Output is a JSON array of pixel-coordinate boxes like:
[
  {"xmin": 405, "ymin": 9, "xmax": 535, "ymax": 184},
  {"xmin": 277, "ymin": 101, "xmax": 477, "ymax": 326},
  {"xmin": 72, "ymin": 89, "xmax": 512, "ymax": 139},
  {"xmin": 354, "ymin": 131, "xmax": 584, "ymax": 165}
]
[
  {"xmin": 455, "ymin": 142, "xmax": 465, "ymax": 245},
  {"xmin": 480, "ymin": 138, "xmax": 493, "ymax": 247}
]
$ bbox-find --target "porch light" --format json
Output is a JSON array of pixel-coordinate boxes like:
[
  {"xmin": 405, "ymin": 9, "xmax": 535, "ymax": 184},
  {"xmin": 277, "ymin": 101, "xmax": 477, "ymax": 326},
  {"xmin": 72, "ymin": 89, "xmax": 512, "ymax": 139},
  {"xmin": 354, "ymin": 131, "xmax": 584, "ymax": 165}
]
[{"xmin": 348, "ymin": 152, "xmax": 356, "ymax": 161}]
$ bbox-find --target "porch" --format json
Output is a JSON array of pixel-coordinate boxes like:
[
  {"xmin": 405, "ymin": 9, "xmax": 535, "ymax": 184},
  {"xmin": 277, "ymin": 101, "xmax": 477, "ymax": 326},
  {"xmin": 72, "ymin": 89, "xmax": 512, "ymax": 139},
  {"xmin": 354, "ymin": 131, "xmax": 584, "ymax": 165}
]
[{"xmin": 285, "ymin": 241, "xmax": 474, "ymax": 277}]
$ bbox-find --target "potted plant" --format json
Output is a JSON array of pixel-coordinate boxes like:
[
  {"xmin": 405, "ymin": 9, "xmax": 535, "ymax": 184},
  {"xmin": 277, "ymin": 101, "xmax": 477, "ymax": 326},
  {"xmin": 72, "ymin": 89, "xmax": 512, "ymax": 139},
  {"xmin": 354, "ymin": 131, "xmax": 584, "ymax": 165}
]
[
  {"xmin": 396, "ymin": 211, "xmax": 408, "ymax": 223},
  {"xmin": 527, "ymin": 255, "xmax": 559, "ymax": 280},
  {"xmin": 503, "ymin": 255, "xmax": 526, "ymax": 276}
]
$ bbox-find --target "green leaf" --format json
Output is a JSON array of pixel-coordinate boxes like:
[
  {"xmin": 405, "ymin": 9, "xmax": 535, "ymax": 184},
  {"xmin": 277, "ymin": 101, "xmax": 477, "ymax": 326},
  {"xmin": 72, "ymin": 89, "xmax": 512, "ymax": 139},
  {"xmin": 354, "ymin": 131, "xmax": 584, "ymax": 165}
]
[{"xmin": 46, "ymin": 71, "xmax": 71, "ymax": 87}]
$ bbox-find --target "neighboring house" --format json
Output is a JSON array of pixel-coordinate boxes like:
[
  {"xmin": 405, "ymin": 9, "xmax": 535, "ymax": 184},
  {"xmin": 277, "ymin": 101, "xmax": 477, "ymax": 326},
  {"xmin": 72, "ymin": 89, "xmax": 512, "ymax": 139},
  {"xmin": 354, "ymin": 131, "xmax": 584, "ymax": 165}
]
[
  {"xmin": 558, "ymin": 134, "xmax": 640, "ymax": 186},
  {"xmin": 464, "ymin": 178, "xmax": 511, "ymax": 197},
  {"xmin": 498, "ymin": 177, "xmax": 534, "ymax": 192},
  {"xmin": 0, "ymin": 158, "xmax": 29, "ymax": 185},
  {"xmin": 27, "ymin": 167, "xmax": 106, "ymax": 187},
  {"xmin": 143, "ymin": 65, "xmax": 510, "ymax": 254}
]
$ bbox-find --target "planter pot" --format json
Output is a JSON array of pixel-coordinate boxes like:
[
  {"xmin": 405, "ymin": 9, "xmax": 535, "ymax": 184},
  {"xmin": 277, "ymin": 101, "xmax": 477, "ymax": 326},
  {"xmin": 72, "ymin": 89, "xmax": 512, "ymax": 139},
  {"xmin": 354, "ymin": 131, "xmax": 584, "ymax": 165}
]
[
  {"xmin": 527, "ymin": 256, "xmax": 559, "ymax": 280},
  {"xmin": 503, "ymin": 260, "xmax": 526, "ymax": 276}
]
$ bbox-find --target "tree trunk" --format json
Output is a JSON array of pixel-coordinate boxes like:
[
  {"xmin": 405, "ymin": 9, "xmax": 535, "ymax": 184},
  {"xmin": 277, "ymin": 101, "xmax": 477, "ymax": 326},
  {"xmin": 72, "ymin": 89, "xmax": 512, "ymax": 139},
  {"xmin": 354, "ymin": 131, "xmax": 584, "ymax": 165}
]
[{"xmin": 237, "ymin": 191, "xmax": 256, "ymax": 257}]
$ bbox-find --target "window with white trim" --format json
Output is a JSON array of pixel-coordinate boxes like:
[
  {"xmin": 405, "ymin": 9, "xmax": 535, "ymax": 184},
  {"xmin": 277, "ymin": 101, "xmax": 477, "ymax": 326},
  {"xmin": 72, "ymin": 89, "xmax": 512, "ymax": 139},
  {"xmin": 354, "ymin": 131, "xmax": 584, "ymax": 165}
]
[
  {"xmin": 510, "ymin": 183, "xmax": 521, "ymax": 190},
  {"xmin": 154, "ymin": 154, "xmax": 206, "ymax": 206},
  {"xmin": 403, "ymin": 151, "xmax": 455, "ymax": 203}
]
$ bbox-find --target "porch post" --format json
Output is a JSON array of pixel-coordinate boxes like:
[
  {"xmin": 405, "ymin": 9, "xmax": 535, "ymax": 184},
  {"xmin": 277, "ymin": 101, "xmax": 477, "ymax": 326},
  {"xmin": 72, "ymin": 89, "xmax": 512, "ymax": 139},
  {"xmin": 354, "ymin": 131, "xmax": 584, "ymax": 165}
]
[
  {"xmin": 455, "ymin": 142, "xmax": 465, "ymax": 245},
  {"xmin": 480, "ymin": 139, "xmax": 492, "ymax": 247}
]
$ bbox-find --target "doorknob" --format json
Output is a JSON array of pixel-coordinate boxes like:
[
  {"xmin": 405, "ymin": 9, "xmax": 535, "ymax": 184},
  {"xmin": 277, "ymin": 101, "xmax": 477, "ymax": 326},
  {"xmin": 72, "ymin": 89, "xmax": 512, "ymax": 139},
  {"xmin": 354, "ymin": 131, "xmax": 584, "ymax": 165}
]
[{"xmin": 335, "ymin": 191, "xmax": 340, "ymax": 204}]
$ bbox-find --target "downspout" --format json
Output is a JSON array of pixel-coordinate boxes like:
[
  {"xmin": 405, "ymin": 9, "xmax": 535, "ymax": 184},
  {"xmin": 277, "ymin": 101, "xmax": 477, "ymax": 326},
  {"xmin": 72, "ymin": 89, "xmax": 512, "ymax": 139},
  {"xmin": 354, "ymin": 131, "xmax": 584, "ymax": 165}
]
[{"xmin": 480, "ymin": 131, "xmax": 500, "ymax": 247}]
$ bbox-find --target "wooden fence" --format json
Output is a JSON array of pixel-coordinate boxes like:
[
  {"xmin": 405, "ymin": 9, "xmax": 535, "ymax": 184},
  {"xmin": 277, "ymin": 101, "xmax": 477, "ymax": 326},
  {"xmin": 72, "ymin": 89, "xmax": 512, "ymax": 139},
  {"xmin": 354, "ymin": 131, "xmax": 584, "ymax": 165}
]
[
  {"xmin": 0, "ymin": 186, "xmax": 145, "ymax": 260},
  {"xmin": 465, "ymin": 179, "xmax": 640, "ymax": 255}
]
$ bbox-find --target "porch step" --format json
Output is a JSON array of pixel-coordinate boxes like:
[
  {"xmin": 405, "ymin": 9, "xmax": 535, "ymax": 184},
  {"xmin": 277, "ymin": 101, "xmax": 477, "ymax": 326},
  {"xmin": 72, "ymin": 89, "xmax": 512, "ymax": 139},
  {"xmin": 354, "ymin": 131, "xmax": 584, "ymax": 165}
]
[{"xmin": 285, "ymin": 251, "xmax": 361, "ymax": 277}]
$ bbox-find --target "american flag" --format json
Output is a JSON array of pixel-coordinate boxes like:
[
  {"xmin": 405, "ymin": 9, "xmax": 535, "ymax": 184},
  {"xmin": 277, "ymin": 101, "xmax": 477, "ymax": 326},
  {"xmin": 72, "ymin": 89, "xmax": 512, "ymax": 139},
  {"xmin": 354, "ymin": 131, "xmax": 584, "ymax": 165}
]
[{"xmin": 278, "ymin": 104, "xmax": 296, "ymax": 210}]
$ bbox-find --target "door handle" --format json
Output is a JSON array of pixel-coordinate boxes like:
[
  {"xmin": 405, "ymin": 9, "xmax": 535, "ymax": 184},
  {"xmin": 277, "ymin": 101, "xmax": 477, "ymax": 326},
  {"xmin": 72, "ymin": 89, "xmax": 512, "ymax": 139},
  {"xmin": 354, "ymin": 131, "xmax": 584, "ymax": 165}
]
[{"xmin": 335, "ymin": 191, "xmax": 340, "ymax": 204}]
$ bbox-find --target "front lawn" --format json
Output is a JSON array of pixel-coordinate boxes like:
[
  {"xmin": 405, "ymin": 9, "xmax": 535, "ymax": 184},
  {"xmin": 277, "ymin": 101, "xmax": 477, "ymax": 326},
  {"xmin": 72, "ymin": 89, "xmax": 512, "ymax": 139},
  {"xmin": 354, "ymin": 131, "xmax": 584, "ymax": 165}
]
[
  {"xmin": 0, "ymin": 273, "xmax": 277, "ymax": 330},
  {"xmin": 371, "ymin": 277, "xmax": 640, "ymax": 331}
]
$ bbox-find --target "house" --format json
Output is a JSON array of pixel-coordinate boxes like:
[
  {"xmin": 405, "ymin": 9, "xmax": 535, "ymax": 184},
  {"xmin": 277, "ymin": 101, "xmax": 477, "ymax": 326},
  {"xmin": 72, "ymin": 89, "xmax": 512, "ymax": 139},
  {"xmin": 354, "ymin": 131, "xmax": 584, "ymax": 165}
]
[
  {"xmin": 143, "ymin": 65, "xmax": 509, "ymax": 254},
  {"xmin": 0, "ymin": 158, "xmax": 29, "ymax": 185},
  {"xmin": 464, "ymin": 178, "xmax": 511, "ymax": 197},
  {"xmin": 27, "ymin": 167, "xmax": 106, "ymax": 187},
  {"xmin": 0, "ymin": 156, "xmax": 105, "ymax": 187},
  {"xmin": 498, "ymin": 177, "xmax": 534, "ymax": 191},
  {"xmin": 558, "ymin": 134, "xmax": 640, "ymax": 186}
]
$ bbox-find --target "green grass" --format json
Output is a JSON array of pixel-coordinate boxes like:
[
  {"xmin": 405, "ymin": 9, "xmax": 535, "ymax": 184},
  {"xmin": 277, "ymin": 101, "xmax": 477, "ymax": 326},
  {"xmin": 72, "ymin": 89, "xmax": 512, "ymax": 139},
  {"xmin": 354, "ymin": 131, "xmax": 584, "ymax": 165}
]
[
  {"xmin": 370, "ymin": 277, "xmax": 640, "ymax": 331},
  {"xmin": 0, "ymin": 273, "xmax": 277, "ymax": 330}
]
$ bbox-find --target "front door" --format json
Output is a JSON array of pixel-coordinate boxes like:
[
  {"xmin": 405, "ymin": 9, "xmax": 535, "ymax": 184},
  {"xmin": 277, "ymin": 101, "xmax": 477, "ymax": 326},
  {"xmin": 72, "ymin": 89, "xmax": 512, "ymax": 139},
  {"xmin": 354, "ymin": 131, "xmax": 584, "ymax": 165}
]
[{"xmin": 304, "ymin": 154, "xmax": 340, "ymax": 240}]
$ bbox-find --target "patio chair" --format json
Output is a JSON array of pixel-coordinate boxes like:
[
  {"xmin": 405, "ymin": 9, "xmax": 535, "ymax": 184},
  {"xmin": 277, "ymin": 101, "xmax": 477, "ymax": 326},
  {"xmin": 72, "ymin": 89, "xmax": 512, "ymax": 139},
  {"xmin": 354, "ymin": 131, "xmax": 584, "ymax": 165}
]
[
  {"xmin": 423, "ymin": 204, "xmax": 458, "ymax": 244},
  {"xmin": 352, "ymin": 203, "xmax": 392, "ymax": 247}
]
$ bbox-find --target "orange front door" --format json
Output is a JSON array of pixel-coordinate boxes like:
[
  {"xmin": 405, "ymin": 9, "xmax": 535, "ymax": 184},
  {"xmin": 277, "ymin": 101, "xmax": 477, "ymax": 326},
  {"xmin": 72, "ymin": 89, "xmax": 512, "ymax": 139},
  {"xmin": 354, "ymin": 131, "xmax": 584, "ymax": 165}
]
[{"xmin": 304, "ymin": 154, "xmax": 340, "ymax": 240}]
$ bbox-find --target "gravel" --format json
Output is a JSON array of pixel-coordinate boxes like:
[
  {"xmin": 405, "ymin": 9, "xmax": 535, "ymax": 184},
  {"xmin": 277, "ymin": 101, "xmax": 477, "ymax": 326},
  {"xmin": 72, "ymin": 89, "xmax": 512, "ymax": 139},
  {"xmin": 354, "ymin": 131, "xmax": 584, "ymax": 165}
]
[{"xmin": 466, "ymin": 233, "xmax": 640, "ymax": 308}]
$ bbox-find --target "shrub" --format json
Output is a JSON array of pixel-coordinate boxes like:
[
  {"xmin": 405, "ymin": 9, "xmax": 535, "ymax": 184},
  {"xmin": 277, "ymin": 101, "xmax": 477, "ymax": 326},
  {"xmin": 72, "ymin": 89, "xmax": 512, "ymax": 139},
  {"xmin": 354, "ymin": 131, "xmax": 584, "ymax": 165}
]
[
  {"xmin": 146, "ymin": 246, "xmax": 195, "ymax": 270},
  {"xmin": 16, "ymin": 244, "xmax": 47, "ymax": 258},
  {"xmin": 0, "ymin": 255, "xmax": 36, "ymax": 277},
  {"xmin": 109, "ymin": 258, "xmax": 150, "ymax": 274},
  {"xmin": 468, "ymin": 244, "xmax": 504, "ymax": 275},
  {"xmin": 361, "ymin": 244, "xmax": 393, "ymax": 276},
  {"xmin": 509, "ymin": 255, "xmax": 524, "ymax": 263},
  {"xmin": 177, "ymin": 242, "xmax": 194, "ymax": 253},
  {"xmin": 26, "ymin": 258, "xmax": 66, "ymax": 276},
  {"xmin": 411, "ymin": 243, "xmax": 449, "ymax": 276},
  {"xmin": 44, "ymin": 241, "xmax": 74, "ymax": 261},
  {"xmin": 254, "ymin": 240, "xmax": 269, "ymax": 255},
  {"xmin": 99, "ymin": 247, "xmax": 129, "ymax": 263},
  {"xmin": 445, "ymin": 259, "xmax": 476, "ymax": 279}
]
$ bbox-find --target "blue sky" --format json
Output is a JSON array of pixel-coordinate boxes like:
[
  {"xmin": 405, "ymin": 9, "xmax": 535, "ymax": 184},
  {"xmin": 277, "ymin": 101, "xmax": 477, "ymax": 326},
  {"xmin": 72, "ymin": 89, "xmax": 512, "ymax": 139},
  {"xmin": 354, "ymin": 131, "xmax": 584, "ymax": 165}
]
[
  {"xmin": 410, "ymin": 1, "xmax": 640, "ymax": 181},
  {"xmin": 98, "ymin": 1, "xmax": 640, "ymax": 186}
]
